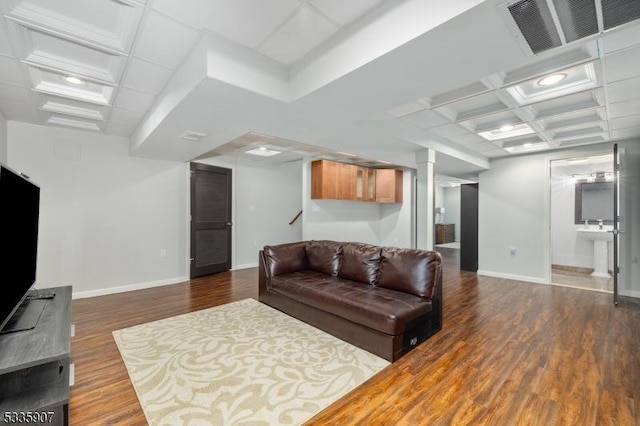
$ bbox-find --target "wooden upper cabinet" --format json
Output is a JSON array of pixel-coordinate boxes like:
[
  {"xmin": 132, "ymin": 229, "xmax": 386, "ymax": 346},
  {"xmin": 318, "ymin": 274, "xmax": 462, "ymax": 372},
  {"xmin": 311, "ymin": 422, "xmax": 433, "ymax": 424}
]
[
  {"xmin": 311, "ymin": 160, "xmax": 401, "ymax": 203},
  {"xmin": 375, "ymin": 169, "xmax": 403, "ymax": 203},
  {"xmin": 337, "ymin": 162, "xmax": 356, "ymax": 200},
  {"xmin": 311, "ymin": 160, "xmax": 338, "ymax": 199}
]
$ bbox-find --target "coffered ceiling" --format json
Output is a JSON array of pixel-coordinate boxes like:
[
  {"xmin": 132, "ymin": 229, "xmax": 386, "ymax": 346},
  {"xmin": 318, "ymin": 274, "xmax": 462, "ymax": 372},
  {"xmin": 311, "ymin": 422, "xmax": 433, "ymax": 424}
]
[{"xmin": 1, "ymin": 0, "xmax": 639, "ymax": 177}]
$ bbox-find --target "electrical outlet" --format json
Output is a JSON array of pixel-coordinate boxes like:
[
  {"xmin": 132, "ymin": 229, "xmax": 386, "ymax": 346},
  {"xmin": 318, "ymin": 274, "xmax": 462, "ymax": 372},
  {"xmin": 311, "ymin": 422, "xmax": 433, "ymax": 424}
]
[
  {"xmin": 510, "ymin": 247, "xmax": 516, "ymax": 256},
  {"xmin": 160, "ymin": 249, "xmax": 167, "ymax": 258}
]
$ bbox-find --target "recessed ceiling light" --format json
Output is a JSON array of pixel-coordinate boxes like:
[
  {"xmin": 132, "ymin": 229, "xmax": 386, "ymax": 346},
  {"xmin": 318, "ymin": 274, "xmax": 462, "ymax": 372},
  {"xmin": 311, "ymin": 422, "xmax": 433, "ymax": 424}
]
[
  {"xmin": 64, "ymin": 76, "xmax": 85, "ymax": 85},
  {"xmin": 499, "ymin": 124, "xmax": 515, "ymax": 132},
  {"xmin": 478, "ymin": 123, "xmax": 535, "ymax": 141},
  {"xmin": 245, "ymin": 147, "xmax": 281, "ymax": 157},
  {"xmin": 538, "ymin": 73, "xmax": 567, "ymax": 86}
]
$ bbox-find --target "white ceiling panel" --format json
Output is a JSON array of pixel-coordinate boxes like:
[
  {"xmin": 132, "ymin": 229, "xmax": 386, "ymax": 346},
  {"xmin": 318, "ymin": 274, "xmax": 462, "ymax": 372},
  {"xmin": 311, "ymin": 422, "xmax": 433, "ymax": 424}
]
[
  {"xmin": 113, "ymin": 87, "xmax": 155, "ymax": 112},
  {"xmin": 15, "ymin": 25, "xmax": 127, "ymax": 83},
  {"xmin": 44, "ymin": 113, "xmax": 102, "ymax": 132},
  {"xmin": 28, "ymin": 67, "xmax": 114, "ymax": 105},
  {"xmin": 401, "ymin": 109, "xmax": 449, "ymax": 129},
  {"xmin": 105, "ymin": 120, "xmax": 137, "ymax": 137},
  {"xmin": 439, "ymin": 92, "xmax": 509, "ymax": 122},
  {"xmin": 0, "ymin": 55, "xmax": 26, "ymax": 85},
  {"xmin": 611, "ymin": 127, "xmax": 640, "ymax": 139},
  {"xmin": 0, "ymin": 101, "xmax": 39, "ymax": 121},
  {"xmin": 120, "ymin": 58, "xmax": 172, "ymax": 95},
  {"xmin": 603, "ymin": 22, "xmax": 640, "ymax": 54},
  {"xmin": 152, "ymin": 0, "xmax": 300, "ymax": 49},
  {"xmin": 4, "ymin": 0, "xmax": 143, "ymax": 53},
  {"xmin": 607, "ymin": 76, "xmax": 640, "ymax": 103},
  {"xmin": 109, "ymin": 106, "xmax": 145, "ymax": 125},
  {"xmin": 537, "ymin": 108, "xmax": 605, "ymax": 130},
  {"xmin": 462, "ymin": 110, "xmax": 522, "ymax": 132},
  {"xmin": 385, "ymin": 102, "xmax": 425, "ymax": 118},
  {"xmin": 0, "ymin": 19, "xmax": 15, "ymax": 56},
  {"xmin": 257, "ymin": 4, "xmax": 338, "ymax": 65},
  {"xmin": 610, "ymin": 115, "xmax": 640, "ymax": 130},
  {"xmin": 310, "ymin": 0, "xmax": 383, "ymax": 26},
  {"xmin": 428, "ymin": 124, "xmax": 469, "ymax": 139},
  {"xmin": 0, "ymin": 84, "xmax": 32, "ymax": 104},
  {"xmin": 605, "ymin": 46, "xmax": 640, "ymax": 83},
  {"xmin": 447, "ymin": 132, "xmax": 484, "ymax": 146},
  {"xmin": 133, "ymin": 11, "xmax": 199, "ymax": 69},
  {"xmin": 530, "ymin": 90, "xmax": 602, "ymax": 119},
  {"xmin": 40, "ymin": 97, "xmax": 105, "ymax": 120},
  {"xmin": 608, "ymin": 99, "xmax": 640, "ymax": 119}
]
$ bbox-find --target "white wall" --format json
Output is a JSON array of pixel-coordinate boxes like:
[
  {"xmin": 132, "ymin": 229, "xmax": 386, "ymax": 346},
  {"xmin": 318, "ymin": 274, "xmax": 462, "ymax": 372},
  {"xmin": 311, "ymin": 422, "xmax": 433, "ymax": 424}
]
[
  {"xmin": 0, "ymin": 112, "xmax": 7, "ymax": 164},
  {"xmin": 435, "ymin": 185, "xmax": 444, "ymax": 223},
  {"xmin": 380, "ymin": 170, "xmax": 414, "ymax": 248},
  {"xmin": 443, "ymin": 186, "xmax": 461, "ymax": 241},
  {"xmin": 302, "ymin": 160, "xmax": 414, "ymax": 247},
  {"xmin": 478, "ymin": 143, "xmax": 613, "ymax": 284},
  {"xmin": 196, "ymin": 157, "xmax": 303, "ymax": 267},
  {"xmin": 7, "ymin": 121, "xmax": 188, "ymax": 297}
]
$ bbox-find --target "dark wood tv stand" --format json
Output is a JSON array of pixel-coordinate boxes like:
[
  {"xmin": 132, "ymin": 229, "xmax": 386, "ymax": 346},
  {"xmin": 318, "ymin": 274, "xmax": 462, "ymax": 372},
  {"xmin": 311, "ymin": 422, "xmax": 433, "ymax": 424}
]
[{"xmin": 0, "ymin": 286, "xmax": 72, "ymax": 426}]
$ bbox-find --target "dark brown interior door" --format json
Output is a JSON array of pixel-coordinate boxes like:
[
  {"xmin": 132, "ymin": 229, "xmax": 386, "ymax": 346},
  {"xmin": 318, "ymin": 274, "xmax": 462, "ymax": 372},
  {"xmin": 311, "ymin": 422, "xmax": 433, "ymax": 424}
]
[{"xmin": 190, "ymin": 163, "xmax": 232, "ymax": 278}]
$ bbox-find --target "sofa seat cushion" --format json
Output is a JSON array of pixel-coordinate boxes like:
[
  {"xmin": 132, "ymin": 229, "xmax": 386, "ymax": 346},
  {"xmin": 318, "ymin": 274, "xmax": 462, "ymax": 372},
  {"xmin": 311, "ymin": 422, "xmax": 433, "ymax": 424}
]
[{"xmin": 271, "ymin": 271, "xmax": 432, "ymax": 335}]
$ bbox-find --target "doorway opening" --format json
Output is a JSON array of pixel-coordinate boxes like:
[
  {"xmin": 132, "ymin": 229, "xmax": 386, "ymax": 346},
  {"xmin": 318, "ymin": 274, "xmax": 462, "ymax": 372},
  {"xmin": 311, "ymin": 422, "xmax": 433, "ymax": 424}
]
[{"xmin": 549, "ymin": 154, "xmax": 613, "ymax": 293}]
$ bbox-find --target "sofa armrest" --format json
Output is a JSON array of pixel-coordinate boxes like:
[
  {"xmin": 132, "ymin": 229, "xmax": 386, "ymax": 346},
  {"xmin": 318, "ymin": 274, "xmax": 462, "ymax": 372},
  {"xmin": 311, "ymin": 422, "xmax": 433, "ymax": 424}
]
[{"xmin": 258, "ymin": 250, "xmax": 270, "ymax": 298}]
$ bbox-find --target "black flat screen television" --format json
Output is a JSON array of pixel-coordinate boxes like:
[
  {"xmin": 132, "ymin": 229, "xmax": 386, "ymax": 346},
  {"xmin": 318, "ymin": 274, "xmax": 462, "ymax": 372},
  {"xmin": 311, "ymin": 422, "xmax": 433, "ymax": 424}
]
[{"xmin": 0, "ymin": 164, "xmax": 40, "ymax": 332}]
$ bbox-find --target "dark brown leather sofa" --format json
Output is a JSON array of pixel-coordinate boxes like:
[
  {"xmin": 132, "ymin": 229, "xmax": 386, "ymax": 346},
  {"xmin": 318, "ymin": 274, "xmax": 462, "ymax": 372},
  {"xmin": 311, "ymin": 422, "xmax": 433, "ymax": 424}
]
[{"xmin": 258, "ymin": 240, "xmax": 442, "ymax": 362}]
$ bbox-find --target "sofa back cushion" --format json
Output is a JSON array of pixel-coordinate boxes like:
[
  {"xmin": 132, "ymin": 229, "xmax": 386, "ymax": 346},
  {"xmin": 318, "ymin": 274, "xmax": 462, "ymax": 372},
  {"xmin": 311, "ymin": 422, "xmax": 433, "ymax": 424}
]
[
  {"xmin": 305, "ymin": 240, "xmax": 343, "ymax": 276},
  {"xmin": 378, "ymin": 248, "xmax": 441, "ymax": 298},
  {"xmin": 263, "ymin": 242, "xmax": 307, "ymax": 277},
  {"xmin": 338, "ymin": 243, "xmax": 382, "ymax": 285}
]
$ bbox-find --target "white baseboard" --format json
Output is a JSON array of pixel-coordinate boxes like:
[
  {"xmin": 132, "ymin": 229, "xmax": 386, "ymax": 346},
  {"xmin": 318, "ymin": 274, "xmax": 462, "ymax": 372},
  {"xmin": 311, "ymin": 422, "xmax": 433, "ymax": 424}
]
[
  {"xmin": 620, "ymin": 289, "xmax": 640, "ymax": 298},
  {"xmin": 477, "ymin": 270, "xmax": 548, "ymax": 285},
  {"xmin": 233, "ymin": 263, "xmax": 258, "ymax": 270},
  {"xmin": 72, "ymin": 276, "xmax": 189, "ymax": 300}
]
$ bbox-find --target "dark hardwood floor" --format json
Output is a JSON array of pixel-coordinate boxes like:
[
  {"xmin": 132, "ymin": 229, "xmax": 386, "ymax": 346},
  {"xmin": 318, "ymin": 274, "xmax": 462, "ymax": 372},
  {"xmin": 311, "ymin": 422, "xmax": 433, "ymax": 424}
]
[{"xmin": 70, "ymin": 248, "xmax": 640, "ymax": 425}]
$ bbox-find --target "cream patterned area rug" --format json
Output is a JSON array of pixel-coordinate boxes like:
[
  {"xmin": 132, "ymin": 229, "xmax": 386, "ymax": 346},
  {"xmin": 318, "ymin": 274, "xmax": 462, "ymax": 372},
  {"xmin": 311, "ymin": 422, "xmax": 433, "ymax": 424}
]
[{"xmin": 113, "ymin": 298, "xmax": 389, "ymax": 425}]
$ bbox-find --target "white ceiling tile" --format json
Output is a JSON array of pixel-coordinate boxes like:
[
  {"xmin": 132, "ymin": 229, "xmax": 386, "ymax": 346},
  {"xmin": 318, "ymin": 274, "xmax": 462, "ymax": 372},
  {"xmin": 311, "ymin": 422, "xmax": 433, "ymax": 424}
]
[
  {"xmin": 28, "ymin": 67, "xmax": 114, "ymax": 105},
  {"xmin": 607, "ymin": 76, "xmax": 640, "ymax": 103},
  {"xmin": 5, "ymin": 0, "xmax": 143, "ymax": 53},
  {"xmin": 0, "ymin": 18, "xmax": 15, "ymax": 56},
  {"xmin": 105, "ymin": 120, "xmax": 137, "ymax": 137},
  {"xmin": 609, "ymin": 99, "xmax": 640, "ymax": 119},
  {"xmin": 610, "ymin": 115, "xmax": 640, "ymax": 131},
  {"xmin": 14, "ymin": 25, "xmax": 127, "ymax": 83},
  {"xmin": 257, "ymin": 4, "xmax": 338, "ymax": 65},
  {"xmin": 0, "ymin": 56, "xmax": 26, "ymax": 86},
  {"xmin": 113, "ymin": 87, "xmax": 155, "ymax": 112},
  {"xmin": 40, "ymin": 97, "xmax": 106, "ymax": 120},
  {"xmin": 109, "ymin": 106, "xmax": 145, "ymax": 125},
  {"xmin": 385, "ymin": 102, "xmax": 425, "ymax": 118},
  {"xmin": 428, "ymin": 124, "xmax": 469, "ymax": 139},
  {"xmin": 605, "ymin": 46, "xmax": 640, "ymax": 83},
  {"xmin": 0, "ymin": 101, "xmax": 40, "ymax": 121},
  {"xmin": 445, "ymin": 92, "xmax": 508, "ymax": 121},
  {"xmin": 531, "ymin": 90, "xmax": 602, "ymax": 119},
  {"xmin": 603, "ymin": 23, "xmax": 640, "ymax": 54},
  {"xmin": 447, "ymin": 132, "xmax": 484, "ymax": 146},
  {"xmin": 611, "ymin": 127, "xmax": 640, "ymax": 140},
  {"xmin": 464, "ymin": 110, "xmax": 521, "ymax": 132},
  {"xmin": 310, "ymin": 0, "xmax": 383, "ymax": 26},
  {"xmin": 401, "ymin": 109, "xmax": 449, "ymax": 129},
  {"xmin": 538, "ymin": 108, "xmax": 605, "ymax": 130},
  {"xmin": 152, "ymin": 0, "xmax": 300, "ymax": 49},
  {"xmin": 44, "ymin": 113, "xmax": 102, "ymax": 132},
  {"xmin": 134, "ymin": 11, "xmax": 199, "ymax": 69},
  {"xmin": 120, "ymin": 58, "xmax": 173, "ymax": 95},
  {"xmin": 0, "ymin": 84, "xmax": 32, "ymax": 104}
]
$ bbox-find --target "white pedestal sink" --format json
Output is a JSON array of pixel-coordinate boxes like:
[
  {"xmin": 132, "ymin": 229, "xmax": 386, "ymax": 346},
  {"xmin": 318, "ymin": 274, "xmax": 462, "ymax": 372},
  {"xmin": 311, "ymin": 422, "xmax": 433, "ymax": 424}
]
[{"xmin": 577, "ymin": 228, "xmax": 613, "ymax": 278}]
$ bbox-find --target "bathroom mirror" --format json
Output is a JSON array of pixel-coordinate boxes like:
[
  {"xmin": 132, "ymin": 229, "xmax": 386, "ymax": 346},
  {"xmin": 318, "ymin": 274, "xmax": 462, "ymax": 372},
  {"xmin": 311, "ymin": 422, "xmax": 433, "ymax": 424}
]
[{"xmin": 575, "ymin": 180, "xmax": 614, "ymax": 224}]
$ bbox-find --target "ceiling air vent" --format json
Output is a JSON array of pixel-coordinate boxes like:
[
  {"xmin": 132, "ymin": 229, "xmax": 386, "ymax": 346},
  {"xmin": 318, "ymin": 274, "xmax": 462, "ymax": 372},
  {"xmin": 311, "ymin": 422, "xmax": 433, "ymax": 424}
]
[
  {"xmin": 503, "ymin": 0, "xmax": 640, "ymax": 55},
  {"xmin": 179, "ymin": 130, "xmax": 208, "ymax": 141}
]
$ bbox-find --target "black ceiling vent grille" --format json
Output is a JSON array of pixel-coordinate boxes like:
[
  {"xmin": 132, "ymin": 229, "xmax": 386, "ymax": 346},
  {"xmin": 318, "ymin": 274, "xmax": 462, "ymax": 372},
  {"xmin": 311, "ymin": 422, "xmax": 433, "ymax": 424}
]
[
  {"xmin": 505, "ymin": 0, "xmax": 640, "ymax": 55},
  {"xmin": 508, "ymin": 0, "xmax": 562, "ymax": 54},
  {"xmin": 552, "ymin": 0, "xmax": 599, "ymax": 43},
  {"xmin": 602, "ymin": 0, "xmax": 640, "ymax": 30}
]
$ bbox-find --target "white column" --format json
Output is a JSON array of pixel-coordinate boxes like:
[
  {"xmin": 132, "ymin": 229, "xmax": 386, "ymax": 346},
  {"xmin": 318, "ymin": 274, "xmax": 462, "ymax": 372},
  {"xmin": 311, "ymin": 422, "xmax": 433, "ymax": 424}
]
[{"xmin": 416, "ymin": 149, "xmax": 435, "ymax": 250}]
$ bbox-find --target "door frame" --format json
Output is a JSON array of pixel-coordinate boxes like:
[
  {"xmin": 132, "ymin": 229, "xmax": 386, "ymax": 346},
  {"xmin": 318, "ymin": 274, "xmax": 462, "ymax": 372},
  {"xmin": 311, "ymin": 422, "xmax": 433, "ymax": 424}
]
[{"xmin": 545, "ymin": 147, "xmax": 614, "ymax": 287}]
